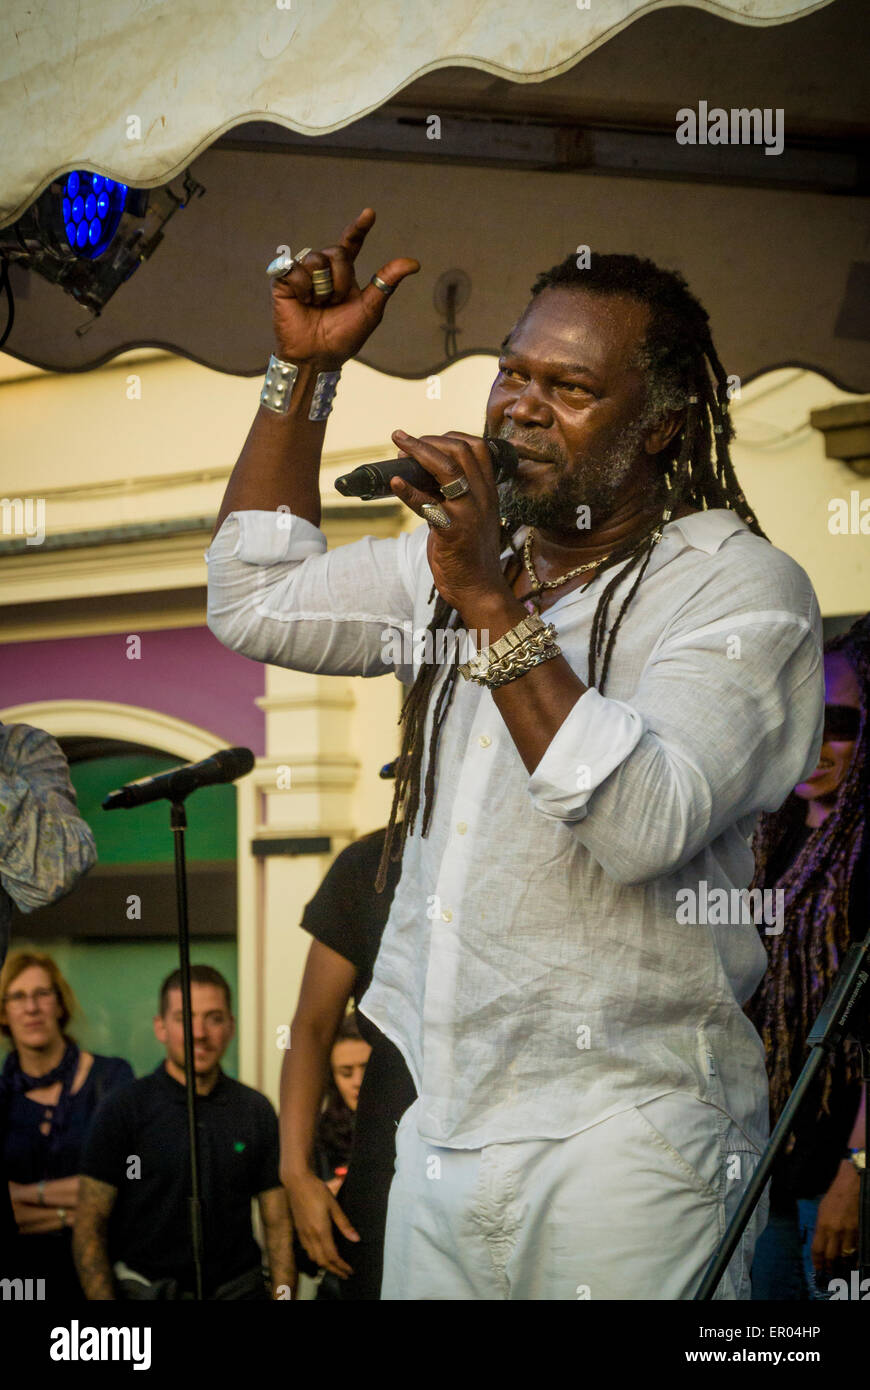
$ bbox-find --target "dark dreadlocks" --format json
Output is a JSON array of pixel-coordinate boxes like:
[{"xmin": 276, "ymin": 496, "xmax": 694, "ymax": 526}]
[
  {"xmin": 746, "ymin": 614, "xmax": 870, "ymax": 1123},
  {"xmin": 375, "ymin": 252, "xmax": 766, "ymax": 892}
]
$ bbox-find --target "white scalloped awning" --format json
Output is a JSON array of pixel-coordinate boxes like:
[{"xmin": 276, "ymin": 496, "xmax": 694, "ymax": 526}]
[
  {"xmin": 0, "ymin": 0, "xmax": 833, "ymax": 224},
  {"xmin": 3, "ymin": 0, "xmax": 866, "ymax": 390}
]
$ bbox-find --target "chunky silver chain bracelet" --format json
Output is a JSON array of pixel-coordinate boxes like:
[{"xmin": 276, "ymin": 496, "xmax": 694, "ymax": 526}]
[
  {"xmin": 458, "ymin": 614, "xmax": 561, "ymax": 688},
  {"xmin": 476, "ymin": 634, "xmax": 561, "ymax": 688}
]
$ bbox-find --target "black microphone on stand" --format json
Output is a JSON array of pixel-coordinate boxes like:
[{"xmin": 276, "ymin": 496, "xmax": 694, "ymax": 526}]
[
  {"xmin": 334, "ymin": 436, "xmax": 519, "ymax": 500},
  {"xmin": 102, "ymin": 747, "xmax": 254, "ymax": 810},
  {"xmin": 100, "ymin": 741, "xmax": 255, "ymax": 1299}
]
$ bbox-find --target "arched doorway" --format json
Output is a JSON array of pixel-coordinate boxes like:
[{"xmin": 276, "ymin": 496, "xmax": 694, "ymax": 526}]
[{"xmin": 1, "ymin": 700, "xmax": 242, "ymax": 1079}]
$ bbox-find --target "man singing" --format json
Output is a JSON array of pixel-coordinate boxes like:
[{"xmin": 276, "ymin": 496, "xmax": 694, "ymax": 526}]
[{"xmin": 206, "ymin": 209, "xmax": 824, "ymax": 1300}]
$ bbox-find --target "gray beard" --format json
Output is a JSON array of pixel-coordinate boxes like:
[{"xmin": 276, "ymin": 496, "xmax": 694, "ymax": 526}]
[{"xmin": 496, "ymin": 415, "xmax": 656, "ymax": 533}]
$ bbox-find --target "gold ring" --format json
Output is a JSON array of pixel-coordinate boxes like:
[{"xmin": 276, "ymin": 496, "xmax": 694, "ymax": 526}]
[
  {"xmin": 311, "ymin": 268, "xmax": 334, "ymax": 299},
  {"xmin": 440, "ymin": 475, "xmax": 470, "ymax": 500}
]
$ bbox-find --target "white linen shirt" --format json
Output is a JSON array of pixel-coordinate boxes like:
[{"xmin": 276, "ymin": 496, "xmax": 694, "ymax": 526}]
[{"xmin": 206, "ymin": 507, "xmax": 824, "ymax": 1151}]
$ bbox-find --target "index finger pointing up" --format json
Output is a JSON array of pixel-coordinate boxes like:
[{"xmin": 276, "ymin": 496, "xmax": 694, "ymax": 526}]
[{"xmin": 338, "ymin": 208, "xmax": 377, "ymax": 263}]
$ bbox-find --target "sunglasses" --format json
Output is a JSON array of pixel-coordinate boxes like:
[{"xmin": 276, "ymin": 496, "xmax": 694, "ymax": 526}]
[{"xmin": 823, "ymin": 704, "xmax": 861, "ymax": 742}]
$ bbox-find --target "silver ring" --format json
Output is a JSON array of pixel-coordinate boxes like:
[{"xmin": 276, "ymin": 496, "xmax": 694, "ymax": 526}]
[
  {"xmin": 440, "ymin": 475, "xmax": 470, "ymax": 500},
  {"xmin": 266, "ymin": 246, "xmax": 312, "ymax": 280},
  {"xmin": 370, "ymin": 274, "xmax": 394, "ymax": 297},
  {"xmin": 421, "ymin": 502, "xmax": 452, "ymax": 529}
]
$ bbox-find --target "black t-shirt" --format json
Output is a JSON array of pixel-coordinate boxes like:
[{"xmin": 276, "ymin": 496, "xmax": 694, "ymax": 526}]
[
  {"xmin": 300, "ymin": 826, "xmax": 403, "ymax": 1019},
  {"xmin": 79, "ymin": 1063, "xmax": 280, "ymax": 1293},
  {"xmin": 300, "ymin": 827, "xmax": 417, "ymax": 1298},
  {"xmin": 756, "ymin": 820, "xmax": 869, "ymax": 1206},
  {"xmin": 299, "ymin": 827, "xmax": 413, "ymax": 1113}
]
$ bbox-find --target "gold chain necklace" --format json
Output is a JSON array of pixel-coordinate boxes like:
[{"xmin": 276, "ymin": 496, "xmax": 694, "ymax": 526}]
[
  {"xmin": 520, "ymin": 531, "xmax": 611, "ymax": 615},
  {"xmin": 520, "ymin": 506, "xmax": 673, "ymax": 615}
]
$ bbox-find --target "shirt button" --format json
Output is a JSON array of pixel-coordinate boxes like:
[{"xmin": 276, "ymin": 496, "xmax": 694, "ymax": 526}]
[
  {"xmin": 442, "ymin": 908, "xmax": 453, "ymax": 922},
  {"xmin": 478, "ymin": 734, "xmax": 491, "ymax": 748},
  {"xmin": 456, "ymin": 821, "xmax": 467, "ymax": 835}
]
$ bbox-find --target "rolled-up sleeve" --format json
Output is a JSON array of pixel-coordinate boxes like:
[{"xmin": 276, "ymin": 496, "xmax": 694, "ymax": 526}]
[
  {"xmin": 529, "ymin": 588, "xmax": 824, "ymax": 886},
  {"xmin": 206, "ymin": 510, "xmax": 424, "ymax": 677}
]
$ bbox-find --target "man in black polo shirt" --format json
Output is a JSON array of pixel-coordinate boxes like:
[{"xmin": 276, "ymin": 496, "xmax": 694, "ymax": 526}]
[{"xmin": 73, "ymin": 965, "xmax": 293, "ymax": 1299}]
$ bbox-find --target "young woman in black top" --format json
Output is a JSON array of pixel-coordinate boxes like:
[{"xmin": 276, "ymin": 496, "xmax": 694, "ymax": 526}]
[{"xmin": 280, "ymin": 824, "xmax": 416, "ymax": 1299}]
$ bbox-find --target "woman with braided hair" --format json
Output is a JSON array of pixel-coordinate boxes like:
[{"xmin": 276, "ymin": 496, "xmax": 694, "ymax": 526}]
[
  {"xmin": 749, "ymin": 614, "xmax": 870, "ymax": 1300},
  {"xmin": 208, "ymin": 209, "xmax": 824, "ymax": 1299}
]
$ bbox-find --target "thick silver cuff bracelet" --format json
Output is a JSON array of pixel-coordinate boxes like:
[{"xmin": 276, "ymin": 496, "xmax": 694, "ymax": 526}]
[
  {"xmin": 309, "ymin": 370, "xmax": 341, "ymax": 422},
  {"xmin": 260, "ymin": 355, "xmax": 299, "ymax": 414}
]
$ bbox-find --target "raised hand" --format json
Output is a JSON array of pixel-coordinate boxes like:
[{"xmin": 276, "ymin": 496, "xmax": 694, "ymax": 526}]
[{"xmin": 270, "ymin": 208, "xmax": 419, "ymax": 367}]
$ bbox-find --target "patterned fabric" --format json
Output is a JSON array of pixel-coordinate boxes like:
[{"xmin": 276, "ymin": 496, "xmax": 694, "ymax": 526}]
[{"xmin": 0, "ymin": 723, "xmax": 97, "ymax": 965}]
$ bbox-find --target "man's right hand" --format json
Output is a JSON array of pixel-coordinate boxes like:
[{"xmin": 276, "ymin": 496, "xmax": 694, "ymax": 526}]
[
  {"xmin": 271, "ymin": 207, "xmax": 419, "ymax": 367},
  {"xmin": 209, "ymin": 208, "xmax": 415, "ymax": 538},
  {"xmin": 283, "ymin": 1168, "xmax": 360, "ymax": 1280}
]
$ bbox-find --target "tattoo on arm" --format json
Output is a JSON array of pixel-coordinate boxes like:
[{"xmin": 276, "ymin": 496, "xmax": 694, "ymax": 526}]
[
  {"xmin": 258, "ymin": 1186, "xmax": 296, "ymax": 1297},
  {"xmin": 72, "ymin": 1176, "xmax": 118, "ymax": 1300}
]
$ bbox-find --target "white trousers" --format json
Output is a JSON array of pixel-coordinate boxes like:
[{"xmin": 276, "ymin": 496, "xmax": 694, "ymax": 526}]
[{"xmin": 381, "ymin": 1093, "xmax": 766, "ymax": 1300}]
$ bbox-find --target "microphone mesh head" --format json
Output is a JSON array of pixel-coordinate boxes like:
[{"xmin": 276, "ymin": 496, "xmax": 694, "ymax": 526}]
[{"xmin": 486, "ymin": 437, "xmax": 519, "ymax": 481}]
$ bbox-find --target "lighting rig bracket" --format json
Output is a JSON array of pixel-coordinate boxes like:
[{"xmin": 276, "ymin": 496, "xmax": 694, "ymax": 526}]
[{"xmin": 0, "ymin": 168, "xmax": 206, "ymax": 325}]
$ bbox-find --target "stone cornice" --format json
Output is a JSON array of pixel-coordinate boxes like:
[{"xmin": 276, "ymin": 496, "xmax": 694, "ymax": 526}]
[{"xmin": 0, "ymin": 503, "xmax": 409, "ymax": 641}]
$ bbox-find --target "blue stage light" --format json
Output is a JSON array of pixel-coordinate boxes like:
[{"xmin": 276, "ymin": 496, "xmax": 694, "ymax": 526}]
[
  {"xmin": 6, "ymin": 164, "xmax": 205, "ymax": 321},
  {"xmin": 59, "ymin": 171, "xmax": 128, "ymax": 258}
]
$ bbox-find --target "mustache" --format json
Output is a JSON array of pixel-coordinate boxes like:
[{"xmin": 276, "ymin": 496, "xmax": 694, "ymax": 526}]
[{"xmin": 495, "ymin": 426, "xmax": 565, "ymax": 466}]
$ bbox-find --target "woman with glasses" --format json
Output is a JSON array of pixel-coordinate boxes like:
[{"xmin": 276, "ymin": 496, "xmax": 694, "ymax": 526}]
[{"xmin": 0, "ymin": 950, "xmax": 133, "ymax": 1299}]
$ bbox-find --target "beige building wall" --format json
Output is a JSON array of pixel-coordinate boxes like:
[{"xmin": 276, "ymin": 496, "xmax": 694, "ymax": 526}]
[
  {"xmin": 2, "ymin": 351, "xmax": 867, "ymax": 614},
  {"xmin": 1, "ymin": 348, "xmax": 868, "ymax": 1104},
  {"xmin": 726, "ymin": 369, "xmax": 869, "ymax": 616}
]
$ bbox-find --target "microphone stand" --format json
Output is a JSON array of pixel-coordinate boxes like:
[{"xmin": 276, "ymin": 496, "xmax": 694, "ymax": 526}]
[
  {"xmin": 695, "ymin": 932, "xmax": 869, "ymax": 1300},
  {"xmin": 170, "ymin": 799, "xmax": 205, "ymax": 1302},
  {"xmin": 102, "ymin": 746, "xmax": 254, "ymax": 1300}
]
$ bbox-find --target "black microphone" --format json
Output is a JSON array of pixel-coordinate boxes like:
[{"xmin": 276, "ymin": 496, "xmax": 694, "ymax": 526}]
[
  {"xmin": 102, "ymin": 747, "xmax": 255, "ymax": 810},
  {"xmin": 334, "ymin": 436, "xmax": 519, "ymax": 500}
]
